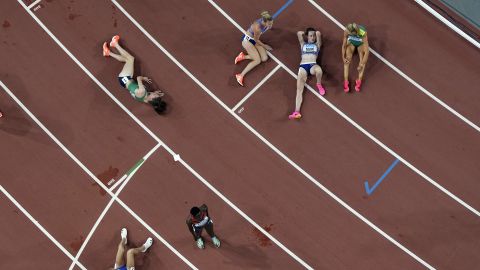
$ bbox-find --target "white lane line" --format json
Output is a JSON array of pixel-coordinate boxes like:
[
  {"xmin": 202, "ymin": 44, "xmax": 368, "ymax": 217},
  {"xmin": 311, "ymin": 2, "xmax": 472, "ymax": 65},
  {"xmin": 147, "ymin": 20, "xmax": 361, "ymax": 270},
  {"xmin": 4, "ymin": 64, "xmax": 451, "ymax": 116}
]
[
  {"xmin": 232, "ymin": 64, "xmax": 282, "ymax": 112},
  {"xmin": 68, "ymin": 143, "xmax": 162, "ymax": 270},
  {"xmin": 0, "ymin": 80, "xmax": 198, "ymax": 270},
  {"xmin": 111, "ymin": 1, "xmax": 313, "ymax": 268},
  {"xmin": 27, "ymin": 0, "xmax": 41, "ymax": 10},
  {"xmin": 307, "ymin": 0, "xmax": 480, "ymax": 133},
  {"xmin": 0, "ymin": 185, "xmax": 87, "ymax": 270},
  {"xmin": 207, "ymin": 0, "xmax": 480, "ymax": 218},
  {"xmin": 109, "ymin": 144, "xmax": 161, "ymax": 192},
  {"xmin": 14, "ymin": 0, "xmax": 306, "ymax": 267},
  {"xmin": 414, "ymin": 0, "xmax": 479, "ymax": 49},
  {"xmin": 113, "ymin": 1, "xmax": 435, "ymax": 268}
]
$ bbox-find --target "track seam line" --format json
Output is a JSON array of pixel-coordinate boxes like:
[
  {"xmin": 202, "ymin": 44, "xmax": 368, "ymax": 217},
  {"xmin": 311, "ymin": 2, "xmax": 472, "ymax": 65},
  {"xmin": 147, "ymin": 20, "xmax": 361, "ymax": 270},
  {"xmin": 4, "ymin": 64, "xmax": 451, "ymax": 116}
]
[
  {"xmin": 207, "ymin": 0, "xmax": 480, "ymax": 218},
  {"xmin": 14, "ymin": 1, "xmax": 312, "ymax": 267},
  {"xmin": 306, "ymin": 0, "xmax": 480, "ymax": 133},
  {"xmin": 68, "ymin": 143, "xmax": 162, "ymax": 270},
  {"xmin": 0, "ymin": 80, "xmax": 198, "ymax": 270},
  {"xmin": 113, "ymin": 0, "xmax": 435, "ymax": 268},
  {"xmin": 0, "ymin": 184, "xmax": 87, "ymax": 270},
  {"xmin": 232, "ymin": 63, "xmax": 281, "ymax": 112},
  {"xmin": 27, "ymin": 0, "xmax": 41, "ymax": 10}
]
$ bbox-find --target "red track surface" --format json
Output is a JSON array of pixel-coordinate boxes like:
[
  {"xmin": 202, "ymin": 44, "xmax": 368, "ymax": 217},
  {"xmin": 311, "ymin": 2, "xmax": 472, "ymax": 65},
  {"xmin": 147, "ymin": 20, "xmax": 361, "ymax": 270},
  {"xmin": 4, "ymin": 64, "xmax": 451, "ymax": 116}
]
[{"xmin": 1, "ymin": 0, "xmax": 479, "ymax": 269}]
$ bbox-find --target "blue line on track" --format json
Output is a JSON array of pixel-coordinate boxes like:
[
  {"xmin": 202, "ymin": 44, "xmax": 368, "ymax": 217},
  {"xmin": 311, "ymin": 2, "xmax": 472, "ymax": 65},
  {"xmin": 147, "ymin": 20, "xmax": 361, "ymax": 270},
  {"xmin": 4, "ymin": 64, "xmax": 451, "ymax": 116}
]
[
  {"xmin": 364, "ymin": 159, "xmax": 400, "ymax": 195},
  {"xmin": 273, "ymin": 0, "xmax": 294, "ymax": 19}
]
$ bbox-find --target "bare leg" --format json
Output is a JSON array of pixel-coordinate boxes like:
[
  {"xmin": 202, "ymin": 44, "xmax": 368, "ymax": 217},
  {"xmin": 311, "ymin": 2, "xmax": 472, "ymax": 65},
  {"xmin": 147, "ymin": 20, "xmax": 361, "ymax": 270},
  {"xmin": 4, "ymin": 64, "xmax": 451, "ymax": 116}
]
[
  {"xmin": 112, "ymin": 43, "xmax": 133, "ymax": 59},
  {"xmin": 114, "ymin": 238, "xmax": 126, "ymax": 268},
  {"xmin": 255, "ymin": 45, "xmax": 269, "ymax": 62},
  {"xmin": 357, "ymin": 44, "xmax": 369, "ymax": 81},
  {"xmin": 126, "ymin": 238, "xmax": 153, "ymax": 269},
  {"xmin": 240, "ymin": 40, "xmax": 261, "ymax": 76},
  {"xmin": 343, "ymin": 44, "xmax": 355, "ymax": 81},
  {"xmin": 295, "ymin": 68, "xmax": 308, "ymax": 112}
]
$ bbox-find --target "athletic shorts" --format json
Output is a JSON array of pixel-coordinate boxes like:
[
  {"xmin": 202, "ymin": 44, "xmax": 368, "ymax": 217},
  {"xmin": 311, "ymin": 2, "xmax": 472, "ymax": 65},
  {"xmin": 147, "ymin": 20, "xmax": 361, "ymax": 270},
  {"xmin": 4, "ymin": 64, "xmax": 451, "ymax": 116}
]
[
  {"xmin": 241, "ymin": 34, "xmax": 256, "ymax": 45},
  {"xmin": 118, "ymin": 76, "xmax": 133, "ymax": 88},
  {"xmin": 299, "ymin": 63, "xmax": 316, "ymax": 75}
]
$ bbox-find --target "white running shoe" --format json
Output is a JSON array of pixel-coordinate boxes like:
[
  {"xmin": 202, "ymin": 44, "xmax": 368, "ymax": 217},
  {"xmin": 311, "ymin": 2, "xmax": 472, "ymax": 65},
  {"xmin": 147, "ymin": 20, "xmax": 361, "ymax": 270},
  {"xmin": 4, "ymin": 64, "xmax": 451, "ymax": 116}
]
[
  {"xmin": 120, "ymin": 228, "xmax": 127, "ymax": 245},
  {"xmin": 196, "ymin": 238, "xmax": 205, "ymax": 249},
  {"xmin": 142, "ymin": 237, "xmax": 153, "ymax": 252},
  {"xmin": 212, "ymin": 236, "xmax": 221, "ymax": 248}
]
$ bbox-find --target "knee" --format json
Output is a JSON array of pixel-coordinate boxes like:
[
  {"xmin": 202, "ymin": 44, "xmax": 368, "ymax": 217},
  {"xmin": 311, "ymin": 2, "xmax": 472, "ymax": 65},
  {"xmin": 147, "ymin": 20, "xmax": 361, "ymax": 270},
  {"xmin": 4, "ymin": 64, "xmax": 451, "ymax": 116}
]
[
  {"xmin": 126, "ymin": 55, "xmax": 134, "ymax": 62},
  {"xmin": 261, "ymin": 54, "xmax": 268, "ymax": 62}
]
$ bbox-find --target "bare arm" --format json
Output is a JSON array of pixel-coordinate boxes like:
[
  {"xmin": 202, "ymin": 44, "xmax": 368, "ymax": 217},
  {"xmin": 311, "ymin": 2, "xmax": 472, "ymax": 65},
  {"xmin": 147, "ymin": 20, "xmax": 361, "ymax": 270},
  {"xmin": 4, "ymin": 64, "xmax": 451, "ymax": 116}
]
[
  {"xmin": 186, "ymin": 219, "xmax": 197, "ymax": 240},
  {"xmin": 253, "ymin": 23, "xmax": 272, "ymax": 51},
  {"xmin": 297, "ymin": 31, "xmax": 305, "ymax": 47},
  {"xmin": 316, "ymin": 31, "xmax": 322, "ymax": 48}
]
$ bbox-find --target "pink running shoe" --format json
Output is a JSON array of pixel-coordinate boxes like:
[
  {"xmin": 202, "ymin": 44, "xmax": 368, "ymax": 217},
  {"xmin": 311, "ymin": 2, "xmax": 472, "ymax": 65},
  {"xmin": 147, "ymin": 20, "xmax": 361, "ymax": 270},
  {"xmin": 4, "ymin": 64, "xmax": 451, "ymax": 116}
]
[
  {"xmin": 235, "ymin": 74, "xmax": 244, "ymax": 86},
  {"xmin": 110, "ymin": 35, "xmax": 120, "ymax": 48},
  {"xmin": 235, "ymin": 52, "xmax": 245, "ymax": 64},
  {"xmin": 288, "ymin": 111, "xmax": 302, "ymax": 120},
  {"xmin": 355, "ymin": 79, "xmax": 362, "ymax": 92},
  {"xmin": 316, "ymin": 83, "xmax": 326, "ymax": 96},
  {"xmin": 343, "ymin": 80, "xmax": 350, "ymax": 92},
  {"xmin": 102, "ymin": 42, "xmax": 110, "ymax": 57}
]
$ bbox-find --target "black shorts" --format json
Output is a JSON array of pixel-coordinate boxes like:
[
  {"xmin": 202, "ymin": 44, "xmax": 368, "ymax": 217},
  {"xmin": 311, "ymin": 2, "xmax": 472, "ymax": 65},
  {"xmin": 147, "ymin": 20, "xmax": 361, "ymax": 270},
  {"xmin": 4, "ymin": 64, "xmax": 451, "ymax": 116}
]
[{"xmin": 118, "ymin": 76, "xmax": 133, "ymax": 88}]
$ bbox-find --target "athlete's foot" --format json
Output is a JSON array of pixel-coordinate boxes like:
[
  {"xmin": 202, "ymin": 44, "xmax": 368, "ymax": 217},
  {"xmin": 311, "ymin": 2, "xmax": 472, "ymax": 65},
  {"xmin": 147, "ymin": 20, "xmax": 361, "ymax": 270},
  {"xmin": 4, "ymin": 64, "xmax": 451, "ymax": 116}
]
[
  {"xmin": 102, "ymin": 42, "xmax": 110, "ymax": 57},
  {"xmin": 355, "ymin": 79, "xmax": 362, "ymax": 92},
  {"xmin": 141, "ymin": 237, "xmax": 153, "ymax": 252},
  {"xmin": 196, "ymin": 238, "xmax": 205, "ymax": 249},
  {"xmin": 316, "ymin": 83, "xmax": 326, "ymax": 96},
  {"xmin": 234, "ymin": 52, "xmax": 245, "ymax": 64},
  {"xmin": 288, "ymin": 111, "xmax": 302, "ymax": 120},
  {"xmin": 212, "ymin": 236, "xmax": 221, "ymax": 248},
  {"xmin": 235, "ymin": 74, "xmax": 244, "ymax": 86},
  {"xmin": 120, "ymin": 228, "xmax": 127, "ymax": 245},
  {"xmin": 110, "ymin": 35, "xmax": 120, "ymax": 48},
  {"xmin": 343, "ymin": 80, "xmax": 350, "ymax": 92}
]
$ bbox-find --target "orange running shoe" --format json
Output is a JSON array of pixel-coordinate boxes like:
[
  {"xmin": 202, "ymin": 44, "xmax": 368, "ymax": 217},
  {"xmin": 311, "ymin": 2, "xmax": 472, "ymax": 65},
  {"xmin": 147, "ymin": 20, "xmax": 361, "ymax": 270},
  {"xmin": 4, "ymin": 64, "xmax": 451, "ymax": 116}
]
[
  {"xmin": 234, "ymin": 52, "xmax": 245, "ymax": 64},
  {"xmin": 102, "ymin": 42, "xmax": 110, "ymax": 57},
  {"xmin": 110, "ymin": 35, "xmax": 120, "ymax": 48},
  {"xmin": 235, "ymin": 74, "xmax": 244, "ymax": 86}
]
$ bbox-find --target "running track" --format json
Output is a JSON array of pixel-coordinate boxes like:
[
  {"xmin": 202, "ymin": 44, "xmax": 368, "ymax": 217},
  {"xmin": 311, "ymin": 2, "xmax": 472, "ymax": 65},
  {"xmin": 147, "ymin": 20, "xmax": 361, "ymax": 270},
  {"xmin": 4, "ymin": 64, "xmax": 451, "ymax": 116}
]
[{"xmin": 1, "ymin": 0, "xmax": 479, "ymax": 269}]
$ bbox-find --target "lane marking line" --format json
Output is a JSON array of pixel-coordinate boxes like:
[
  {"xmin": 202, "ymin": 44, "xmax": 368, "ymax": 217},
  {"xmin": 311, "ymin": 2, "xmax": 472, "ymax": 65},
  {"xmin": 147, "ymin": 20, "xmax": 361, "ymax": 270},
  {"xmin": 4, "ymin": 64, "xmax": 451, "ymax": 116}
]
[
  {"xmin": 232, "ymin": 64, "xmax": 281, "ymax": 112},
  {"xmin": 306, "ymin": 0, "xmax": 480, "ymax": 133},
  {"xmin": 1, "ymin": 79, "xmax": 198, "ymax": 270},
  {"xmin": 207, "ymin": 0, "xmax": 480, "ymax": 218},
  {"xmin": 0, "ymin": 185, "xmax": 87, "ymax": 270},
  {"xmin": 114, "ymin": 1, "xmax": 435, "ymax": 268}
]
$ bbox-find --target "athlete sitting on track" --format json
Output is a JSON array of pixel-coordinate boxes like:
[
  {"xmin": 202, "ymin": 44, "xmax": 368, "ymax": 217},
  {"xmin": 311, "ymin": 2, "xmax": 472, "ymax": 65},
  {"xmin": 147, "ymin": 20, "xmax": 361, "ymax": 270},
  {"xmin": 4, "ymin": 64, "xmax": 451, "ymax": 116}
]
[
  {"xmin": 111, "ymin": 228, "xmax": 153, "ymax": 270},
  {"xmin": 289, "ymin": 28, "xmax": 326, "ymax": 120},
  {"xmin": 342, "ymin": 23, "xmax": 369, "ymax": 92},
  {"xmin": 103, "ymin": 35, "xmax": 167, "ymax": 114},
  {"xmin": 186, "ymin": 204, "xmax": 221, "ymax": 249},
  {"xmin": 234, "ymin": 11, "xmax": 274, "ymax": 86}
]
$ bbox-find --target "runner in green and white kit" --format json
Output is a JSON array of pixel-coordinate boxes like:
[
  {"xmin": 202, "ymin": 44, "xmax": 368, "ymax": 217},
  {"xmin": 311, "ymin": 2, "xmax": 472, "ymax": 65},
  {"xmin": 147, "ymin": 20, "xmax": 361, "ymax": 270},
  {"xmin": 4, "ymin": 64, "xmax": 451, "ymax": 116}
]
[
  {"xmin": 103, "ymin": 35, "xmax": 167, "ymax": 114},
  {"xmin": 342, "ymin": 23, "xmax": 370, "ymax": 92}
]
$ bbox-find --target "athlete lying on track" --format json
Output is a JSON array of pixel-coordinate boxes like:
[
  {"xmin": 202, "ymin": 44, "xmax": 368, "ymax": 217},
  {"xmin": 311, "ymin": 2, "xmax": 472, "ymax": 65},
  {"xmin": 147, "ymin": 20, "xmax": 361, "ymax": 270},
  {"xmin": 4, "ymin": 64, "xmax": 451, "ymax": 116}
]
[
  {"xmin": 289, "ymin": 28, "xmax": 326, "ymax": 120},
  {"xmin": 103, "ymin": 35, "xmax": 167, "ymax": 114},
  {"xmin": 234, "ymin": 11, "xmax": 274, "ymax": 86},
  {"xmin": 342, "ymin": 23, "xmax": 370, "ymax": 92},
  {"xmin": 111, "ymin": 228, "xmax": 153, "ymax": 270}
]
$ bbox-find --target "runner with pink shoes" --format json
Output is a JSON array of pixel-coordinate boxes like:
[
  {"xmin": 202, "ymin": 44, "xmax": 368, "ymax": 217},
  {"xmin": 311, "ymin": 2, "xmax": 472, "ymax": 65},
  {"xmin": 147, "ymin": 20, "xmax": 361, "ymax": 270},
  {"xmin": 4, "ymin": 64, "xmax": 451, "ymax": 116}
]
[{"xmin": 289, "ymin": 28, "xmax": 326, "ymax": 120}]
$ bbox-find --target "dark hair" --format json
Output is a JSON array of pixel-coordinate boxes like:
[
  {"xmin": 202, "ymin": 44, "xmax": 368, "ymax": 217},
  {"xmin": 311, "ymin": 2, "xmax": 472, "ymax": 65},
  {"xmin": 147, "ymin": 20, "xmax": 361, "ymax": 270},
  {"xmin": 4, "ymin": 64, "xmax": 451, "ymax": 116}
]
[
  {"xmin": 305, "ymin": 27, "xmax": 316, "ymax": 35},
  {"xmin": 190, "ymin": 207, "xmax": 200, "ymax": 216},
  {"xmin": 149, "ymin": 97, "xmax": 167, "ymax": 115}
]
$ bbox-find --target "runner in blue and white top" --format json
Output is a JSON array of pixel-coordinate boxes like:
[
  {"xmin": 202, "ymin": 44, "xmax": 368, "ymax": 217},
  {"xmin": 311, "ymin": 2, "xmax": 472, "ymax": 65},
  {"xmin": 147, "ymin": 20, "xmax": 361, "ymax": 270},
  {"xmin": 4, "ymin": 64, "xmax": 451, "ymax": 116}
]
[
  {"xmin": 289, "ymin": 28, "xmax": 326, "ymax": 120},
  {"xmin": 234, "ymin": 11, "xmax": 274, "ymax": 87}
]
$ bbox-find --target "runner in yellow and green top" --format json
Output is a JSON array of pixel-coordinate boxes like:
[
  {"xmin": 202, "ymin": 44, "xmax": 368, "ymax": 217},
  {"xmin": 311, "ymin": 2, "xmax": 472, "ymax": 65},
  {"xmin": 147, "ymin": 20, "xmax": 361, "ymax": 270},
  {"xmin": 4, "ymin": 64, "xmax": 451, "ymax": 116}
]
[{"xmin": 342, "ymin": 23, "xmax": 369, "ymax": 92}]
